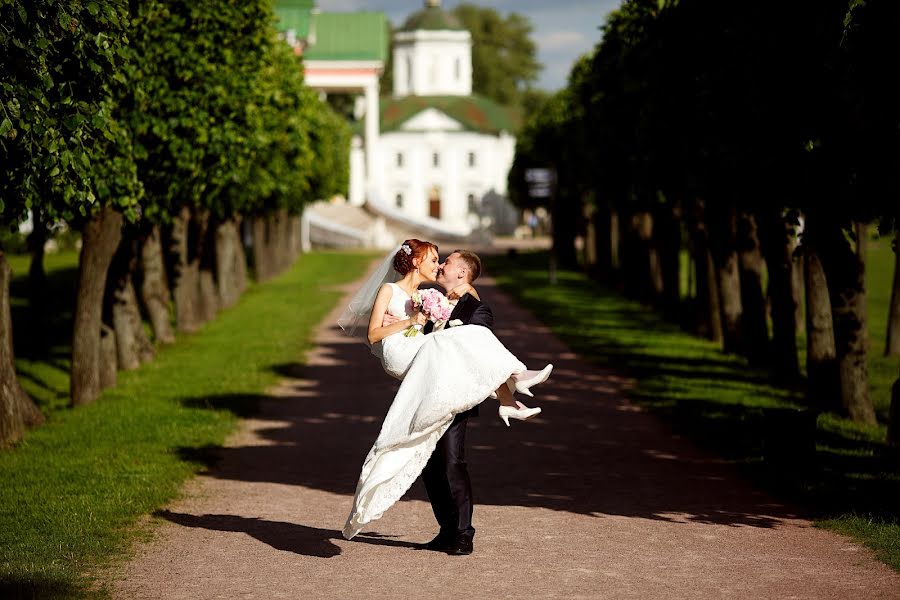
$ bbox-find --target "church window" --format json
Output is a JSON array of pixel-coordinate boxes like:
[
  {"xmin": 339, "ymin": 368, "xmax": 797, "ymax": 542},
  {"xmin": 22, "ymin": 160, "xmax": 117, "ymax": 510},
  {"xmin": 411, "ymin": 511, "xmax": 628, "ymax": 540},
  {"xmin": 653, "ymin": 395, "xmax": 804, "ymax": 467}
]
[
  {"xmin": 468, "ymin": 152, "xmax": 476, "ymax": 167},
  {"xmin": 396, "ymin": 152, "xmax": 404, "ymax": 168},
  {"xmin": 455, "ymin": 58, "xmax": 461, "ymax": 81},
  {"xmin": 395, "ymin": 193, "xmax": 404, "ymax": 208},
  {"xmin": 468, "ymin": 193, "xmax": 478, "ymax": 213},
  {"xmin": 432, "ymin": 152, "xmax": 440, "ymax": 167}
]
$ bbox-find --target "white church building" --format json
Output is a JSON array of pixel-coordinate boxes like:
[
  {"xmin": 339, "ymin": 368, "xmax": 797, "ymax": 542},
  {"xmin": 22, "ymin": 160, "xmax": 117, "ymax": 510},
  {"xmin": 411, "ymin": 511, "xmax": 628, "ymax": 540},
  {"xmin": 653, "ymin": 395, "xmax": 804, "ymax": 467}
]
[{"xmin": 274, "ymin": 0, "xmax": 519, "ymax": 238}]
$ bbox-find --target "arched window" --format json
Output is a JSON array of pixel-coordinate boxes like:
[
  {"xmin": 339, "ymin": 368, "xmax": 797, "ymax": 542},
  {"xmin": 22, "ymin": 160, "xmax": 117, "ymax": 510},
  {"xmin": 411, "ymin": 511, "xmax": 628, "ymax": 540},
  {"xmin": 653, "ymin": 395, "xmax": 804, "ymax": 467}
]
[
  {"xmin": 396, "ymin": 153, "xmax": 404, "ymax": 168},
  {"xmin": 432, "ymin": 152, "xmax": 440, "ymax": 168},
  {"xmin": 467, "ymin": 193, "xmax": 477, "ymax": 213},
  {"xmin": 395, "ymin": 193, "xmax": 404, "ymax": 208},
  {"xmin": 468, "ymin": 152, "xmax": 476, "ymax": 167}
]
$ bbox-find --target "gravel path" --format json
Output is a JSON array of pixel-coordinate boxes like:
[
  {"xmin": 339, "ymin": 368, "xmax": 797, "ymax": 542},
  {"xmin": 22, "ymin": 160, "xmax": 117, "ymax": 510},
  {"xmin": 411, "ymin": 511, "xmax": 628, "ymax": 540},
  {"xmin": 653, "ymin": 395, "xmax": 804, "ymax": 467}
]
[{"xmin": 113, "ymin": 269, "xmax": 899, "ymax": 599}]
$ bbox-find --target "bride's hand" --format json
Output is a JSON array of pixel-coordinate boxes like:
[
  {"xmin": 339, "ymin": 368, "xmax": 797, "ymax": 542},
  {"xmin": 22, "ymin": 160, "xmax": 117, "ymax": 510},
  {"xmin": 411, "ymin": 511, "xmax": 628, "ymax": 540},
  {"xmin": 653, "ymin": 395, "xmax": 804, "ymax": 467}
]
[
  {"xmin": 410, "ymin": 311, "xmax": 427, "ymax": 327},
  {"xmin": 448, "ymin": 283, "xmax": 478, "ymax": 301},
  {"xmin": 382, "ymin": 314, "xmax": 401, "ymax": 327}
]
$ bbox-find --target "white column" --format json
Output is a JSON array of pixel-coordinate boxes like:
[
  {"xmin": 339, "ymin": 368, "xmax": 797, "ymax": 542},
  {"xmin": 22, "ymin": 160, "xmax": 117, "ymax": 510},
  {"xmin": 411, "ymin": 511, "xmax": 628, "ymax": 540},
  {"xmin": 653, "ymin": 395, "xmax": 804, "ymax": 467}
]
[{"xmin": 364, "ymin": 80, "xmax": 380, "ymax": 201}]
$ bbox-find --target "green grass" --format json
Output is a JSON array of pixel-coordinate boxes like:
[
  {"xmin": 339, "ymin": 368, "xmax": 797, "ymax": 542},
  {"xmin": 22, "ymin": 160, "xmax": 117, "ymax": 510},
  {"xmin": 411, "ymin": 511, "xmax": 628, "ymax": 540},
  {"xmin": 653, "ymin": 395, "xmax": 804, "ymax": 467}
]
[
  {"xmin": 486, "ymin": 249, "xmax": 899, "ymax": 571},
  {"xmin": 0, "ymin": 250, "xmax": 373, "ymax": 598}
]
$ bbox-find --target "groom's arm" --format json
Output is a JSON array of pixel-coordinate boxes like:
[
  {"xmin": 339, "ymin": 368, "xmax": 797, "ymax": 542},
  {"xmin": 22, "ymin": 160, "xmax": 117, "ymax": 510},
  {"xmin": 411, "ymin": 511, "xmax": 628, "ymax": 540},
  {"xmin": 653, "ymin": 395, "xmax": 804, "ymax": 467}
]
[{"xmin": 468, "ymin": 303, "xmax": 493, "ymax": 331}]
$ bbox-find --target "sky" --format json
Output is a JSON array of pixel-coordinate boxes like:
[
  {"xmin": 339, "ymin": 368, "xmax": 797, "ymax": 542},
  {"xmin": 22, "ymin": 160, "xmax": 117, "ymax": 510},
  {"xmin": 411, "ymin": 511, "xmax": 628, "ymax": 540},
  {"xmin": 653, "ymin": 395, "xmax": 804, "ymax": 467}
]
[{"xmin": 316, "ymin": 1, "xmax": 623, "ymax": 91}]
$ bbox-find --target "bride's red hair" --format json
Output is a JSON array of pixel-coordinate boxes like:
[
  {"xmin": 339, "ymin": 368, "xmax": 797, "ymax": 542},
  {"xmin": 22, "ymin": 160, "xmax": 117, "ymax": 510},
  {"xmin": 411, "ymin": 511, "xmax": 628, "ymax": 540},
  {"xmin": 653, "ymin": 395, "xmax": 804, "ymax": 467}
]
[{"xmin": 393, "ymin": 239, "xmax": 438, "ymax": 275}]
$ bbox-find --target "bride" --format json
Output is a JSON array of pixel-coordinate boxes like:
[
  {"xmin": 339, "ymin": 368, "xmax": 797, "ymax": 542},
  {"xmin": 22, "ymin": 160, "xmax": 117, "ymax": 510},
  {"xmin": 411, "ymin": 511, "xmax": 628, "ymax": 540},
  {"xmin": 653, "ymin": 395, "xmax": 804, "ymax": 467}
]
[{"xmin": 338, "ymin": 239, "xmax": 552, "ymax": 540}]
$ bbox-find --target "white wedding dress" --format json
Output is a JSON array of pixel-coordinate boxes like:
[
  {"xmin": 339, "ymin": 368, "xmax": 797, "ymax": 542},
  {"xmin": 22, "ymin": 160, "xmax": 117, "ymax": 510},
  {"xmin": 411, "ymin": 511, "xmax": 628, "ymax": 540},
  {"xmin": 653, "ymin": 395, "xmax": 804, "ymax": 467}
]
[{"xmin": 342, "ymin": 283, "xmax": 526, "ymax": 539}]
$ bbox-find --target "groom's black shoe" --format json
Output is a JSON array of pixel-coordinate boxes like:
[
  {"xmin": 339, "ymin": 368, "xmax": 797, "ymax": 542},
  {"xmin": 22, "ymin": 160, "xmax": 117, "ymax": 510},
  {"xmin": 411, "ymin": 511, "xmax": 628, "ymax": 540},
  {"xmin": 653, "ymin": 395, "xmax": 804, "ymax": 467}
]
[
  {"xmin": 445, "ymin": 536, "xmax": 474, "ymax": 556},
  {"xmin": 415, "ymin": 532, "xmax": 452, "ymax": 551}
]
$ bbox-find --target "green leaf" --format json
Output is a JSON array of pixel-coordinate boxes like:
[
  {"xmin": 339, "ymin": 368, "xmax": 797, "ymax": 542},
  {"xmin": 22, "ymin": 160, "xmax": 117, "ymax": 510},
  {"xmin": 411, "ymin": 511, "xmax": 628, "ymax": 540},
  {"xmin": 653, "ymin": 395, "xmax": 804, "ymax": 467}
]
[{"xmin": 0, "ymin": 118, "xmax": 12, "ymax": 138}]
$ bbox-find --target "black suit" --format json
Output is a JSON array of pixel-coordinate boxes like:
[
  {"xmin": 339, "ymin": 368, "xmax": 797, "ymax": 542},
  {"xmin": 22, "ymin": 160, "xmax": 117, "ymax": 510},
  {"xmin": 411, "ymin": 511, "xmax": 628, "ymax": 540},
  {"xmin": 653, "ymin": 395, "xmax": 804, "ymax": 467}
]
[{"xmin": 421, "ymin": 293, "xmax": 493, "ymax": 542}]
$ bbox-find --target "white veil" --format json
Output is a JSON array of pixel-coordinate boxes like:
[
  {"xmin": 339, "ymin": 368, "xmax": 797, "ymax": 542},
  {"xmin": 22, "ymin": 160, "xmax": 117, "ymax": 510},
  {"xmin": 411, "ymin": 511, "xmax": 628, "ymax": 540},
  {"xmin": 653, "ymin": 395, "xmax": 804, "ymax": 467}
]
[{"xmin": 337, "ymin": 244, "xmax": 402, "ymax": 353}]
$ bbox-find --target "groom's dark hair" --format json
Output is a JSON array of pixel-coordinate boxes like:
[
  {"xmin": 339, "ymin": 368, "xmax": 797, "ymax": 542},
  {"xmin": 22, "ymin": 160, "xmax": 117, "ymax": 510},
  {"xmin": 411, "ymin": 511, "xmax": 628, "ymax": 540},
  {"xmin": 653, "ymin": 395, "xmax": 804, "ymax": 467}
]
[{"xmin": 452, "ymin": 249, "xmax": 482, "ymax": 283}]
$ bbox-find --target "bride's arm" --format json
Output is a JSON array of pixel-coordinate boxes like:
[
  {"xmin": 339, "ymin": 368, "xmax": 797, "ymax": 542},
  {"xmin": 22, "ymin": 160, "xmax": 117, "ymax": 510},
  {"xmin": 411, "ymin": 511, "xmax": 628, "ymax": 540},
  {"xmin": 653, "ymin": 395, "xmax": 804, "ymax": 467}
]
[
  {"xmin": 367, "ymin": 285, "xmax": 425, "ymax": 344},
  {"xmin": 447, "ymin": 282, "xmax": 480, "ymax": 301}
]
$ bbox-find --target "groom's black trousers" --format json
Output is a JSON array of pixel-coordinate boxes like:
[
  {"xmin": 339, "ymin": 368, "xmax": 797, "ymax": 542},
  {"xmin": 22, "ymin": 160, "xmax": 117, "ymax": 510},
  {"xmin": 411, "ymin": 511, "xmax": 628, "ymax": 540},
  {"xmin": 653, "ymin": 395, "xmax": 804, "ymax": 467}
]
[{"xmin": 422, "ymin": 410, "xmax": 475, "ymax": 540}]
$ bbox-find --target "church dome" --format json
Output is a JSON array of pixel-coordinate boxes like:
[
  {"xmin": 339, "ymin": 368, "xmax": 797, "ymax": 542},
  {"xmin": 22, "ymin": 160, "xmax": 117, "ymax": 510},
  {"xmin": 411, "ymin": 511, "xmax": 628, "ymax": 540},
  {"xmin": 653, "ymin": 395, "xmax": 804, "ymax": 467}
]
[{"xmin": 400, "ymin": 0, "xmax": 465, "ymax": 32}]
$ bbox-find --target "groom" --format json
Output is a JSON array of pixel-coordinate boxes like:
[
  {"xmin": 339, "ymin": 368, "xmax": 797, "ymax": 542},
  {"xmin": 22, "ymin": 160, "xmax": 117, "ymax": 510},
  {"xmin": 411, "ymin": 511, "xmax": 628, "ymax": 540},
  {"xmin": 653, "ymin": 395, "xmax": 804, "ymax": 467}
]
[
  {"xmin": 383, "ymin": 249, "xmax": 489, "ymax": 555},
  {"xmin": 421, "ymin": 249, "xmax": 489, "ymax": 555}
]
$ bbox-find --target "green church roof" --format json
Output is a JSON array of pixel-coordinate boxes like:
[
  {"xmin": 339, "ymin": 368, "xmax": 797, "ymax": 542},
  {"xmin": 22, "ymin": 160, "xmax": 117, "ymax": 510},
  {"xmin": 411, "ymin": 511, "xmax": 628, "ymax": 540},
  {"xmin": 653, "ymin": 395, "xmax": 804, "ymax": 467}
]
[
  {"xmin": 304, "ymin": 12, "xmax": 389, "ymax": 62},
  {"xmin": 400, "ymin": 2, "xmax": 465, "ymax": 32},
  {"xmin": 272, "ymin": 0, "xmax": 316, "ymax": 39},
  {"xmin": 381, "ymin": 95, "xmax": 521, "ymax": 135}
]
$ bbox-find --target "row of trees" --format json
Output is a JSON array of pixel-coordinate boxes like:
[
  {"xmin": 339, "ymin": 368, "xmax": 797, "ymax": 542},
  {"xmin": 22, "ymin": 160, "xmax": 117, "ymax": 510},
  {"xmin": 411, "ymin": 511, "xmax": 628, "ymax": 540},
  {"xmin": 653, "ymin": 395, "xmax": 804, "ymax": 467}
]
[
  {"xmin": 511, "ymin": 0, "xmax": 900, "ymax": 437},
  {"xmin": 0, "ymin": 0, "xmax": 350, "ymax": 446}
]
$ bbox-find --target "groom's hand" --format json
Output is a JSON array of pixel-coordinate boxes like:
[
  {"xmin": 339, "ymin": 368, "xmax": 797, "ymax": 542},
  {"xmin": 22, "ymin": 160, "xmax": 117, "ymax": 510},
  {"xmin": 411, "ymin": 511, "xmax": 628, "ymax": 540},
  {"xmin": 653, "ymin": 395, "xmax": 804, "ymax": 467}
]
[{"xmin": 382, "ymin": 314, "xmax": 401, "ymax": 327}]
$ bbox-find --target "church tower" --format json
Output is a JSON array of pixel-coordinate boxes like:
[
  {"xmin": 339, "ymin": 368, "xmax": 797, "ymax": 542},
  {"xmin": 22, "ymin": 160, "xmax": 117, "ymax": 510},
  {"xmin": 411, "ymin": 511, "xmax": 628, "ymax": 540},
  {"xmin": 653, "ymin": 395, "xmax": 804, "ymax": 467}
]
[{"xmin": 392, "ymin": 0, "xmax": 472, "ymax": 97}]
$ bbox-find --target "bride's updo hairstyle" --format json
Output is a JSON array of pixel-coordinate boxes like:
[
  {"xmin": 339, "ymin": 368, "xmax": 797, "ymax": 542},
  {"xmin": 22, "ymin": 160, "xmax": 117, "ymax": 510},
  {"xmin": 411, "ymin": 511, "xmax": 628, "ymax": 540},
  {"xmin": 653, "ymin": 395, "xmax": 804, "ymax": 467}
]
[{"xmin": 393, "ymin": 239, "xmax": 438, "ymax": 275}]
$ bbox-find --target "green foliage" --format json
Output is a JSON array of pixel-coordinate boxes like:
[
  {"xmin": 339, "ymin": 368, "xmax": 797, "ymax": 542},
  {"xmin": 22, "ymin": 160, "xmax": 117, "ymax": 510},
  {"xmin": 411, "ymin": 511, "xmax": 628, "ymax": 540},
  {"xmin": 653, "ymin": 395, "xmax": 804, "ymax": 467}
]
[
  {"xmin": 452, "ymin": 3, "xmax": 541, "ymax": 107},
  {"xmin": 130, "ymin": 0, "xmax": 275, "ymax": 221},
  {"xmin": 0, "ymin": 0, "xmax": 141, "ymax": 228},
  {"xmin": 0, "ymin": 250, "xmax": 373, "ymax": 595}
]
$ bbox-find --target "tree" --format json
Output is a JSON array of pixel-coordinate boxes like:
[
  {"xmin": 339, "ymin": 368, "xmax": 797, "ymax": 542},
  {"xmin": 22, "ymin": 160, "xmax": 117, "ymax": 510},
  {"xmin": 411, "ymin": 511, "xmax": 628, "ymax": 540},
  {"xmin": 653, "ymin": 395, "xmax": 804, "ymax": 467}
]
[
  {"xmin": 1, "ymin": 0, "xmax": 141, "ymax": 411},
  {"xmin": 452, "ymin": 3, "xmax": 541, "ymax": 107}
]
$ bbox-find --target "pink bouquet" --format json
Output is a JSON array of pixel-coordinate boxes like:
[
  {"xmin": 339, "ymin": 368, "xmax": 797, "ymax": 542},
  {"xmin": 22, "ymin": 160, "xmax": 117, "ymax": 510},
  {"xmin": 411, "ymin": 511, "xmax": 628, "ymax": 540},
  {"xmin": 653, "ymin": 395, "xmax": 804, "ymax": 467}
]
[{"xmin": 404, "ymin": 288, "xmax": 452, "ymax": 336}]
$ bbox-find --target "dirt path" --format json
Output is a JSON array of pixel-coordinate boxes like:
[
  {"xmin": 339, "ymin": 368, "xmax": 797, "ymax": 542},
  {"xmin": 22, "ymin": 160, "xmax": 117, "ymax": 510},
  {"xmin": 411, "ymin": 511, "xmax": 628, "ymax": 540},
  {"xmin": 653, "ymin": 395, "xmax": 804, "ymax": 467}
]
[{"xmin": 113, "ymin": 270, "xmax": 899, "ymax": 599}]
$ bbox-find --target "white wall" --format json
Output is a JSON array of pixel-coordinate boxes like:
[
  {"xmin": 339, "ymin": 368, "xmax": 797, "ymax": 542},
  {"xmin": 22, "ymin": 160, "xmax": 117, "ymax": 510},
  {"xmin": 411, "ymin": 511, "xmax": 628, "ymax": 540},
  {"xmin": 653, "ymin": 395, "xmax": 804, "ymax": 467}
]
[
  {"xmin": 393, "ymin": 30, "xmax": 472, "ymax": 97},
  {"xmin": 376, "ymin": 130, "xmax": 514, "ymax": 231}
]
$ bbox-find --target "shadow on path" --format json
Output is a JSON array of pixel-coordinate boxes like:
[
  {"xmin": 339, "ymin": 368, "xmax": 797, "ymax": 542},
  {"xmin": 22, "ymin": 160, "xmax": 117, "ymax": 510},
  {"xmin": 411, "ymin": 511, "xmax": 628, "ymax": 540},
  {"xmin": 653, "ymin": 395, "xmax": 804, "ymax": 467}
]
[
  {"xmin": 175, "ymin": 279, "xmax": 800, "ymax": 532},
  {"xmin": 155, "ymin": 510, "xmax": 418, "ymax": 558}
]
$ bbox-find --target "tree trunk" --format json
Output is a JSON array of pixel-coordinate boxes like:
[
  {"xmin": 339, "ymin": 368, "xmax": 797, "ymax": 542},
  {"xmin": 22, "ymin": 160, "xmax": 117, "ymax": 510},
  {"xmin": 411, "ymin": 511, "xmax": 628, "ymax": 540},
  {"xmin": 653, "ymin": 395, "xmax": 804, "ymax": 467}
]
[
  {"xmin": 889, "ymin": 368, "xmax": 900, "ymax": 446},
  {"xmin": 821, "ymin": 222, "xmax": 875, "ymax": 424},
  {"xmin": 99, "ymin": 323, "xmax": 117, "ymax": 390},
  {"xmin": 688, "ymin": 200, "xmax": 723, "ymax": 342},
  {"xmin": 592, "ymin": 200, "xmax": 615, "ymax": 282},
  {"xmin": 655, "ymin": 201, "xmax": 682, "ymax": 321},
  {"xmin": 26, "ymin": 210, "xmax": 49, "ymax": 353},
  {"xmin": 196, "ymin": 210, "xmax": 218, "ymax": 323},
  {"xmin": 235, "ymin": 216, "xmax": 249, "ymax": 295},
  {"xmin": 0, "ymin": 250, "xmax": 45, "ymax": 447},
  {"xmin": 215, "ymin": 218, "xmax": 240, "ymax": 310},
  {"xmin": 737, "ymin": 211, "xmax": 769, "ymax": 364},
  {"xmin": 252, "ymin": 215, "xmax": 272, "ymax": 283},
  {"xmin": 278, "ymin": 208, "xmax": 291, "ymax": 272},
  {"xmin": 709, "ymin": 204, "xmax": 743, "ymax": 354},
  {"xmin": 170, "ymin": 206, "xmax": 199, "ymax": 333},
  {"xmin": 139, "ymin": 224, "xmax": 175, "ymax": 344},
  {"xmin": 71, "ymin": 206, "xmax": 123, "ymax": 407},
  {"xmin": 804, "ymin": 241, "xmax": 841, "ymax": 411},
  {"xmin": 792, "ymin": 235, "xmax": 805, "ymax": 335},
  {"xmin": 759, "ymin": 208, "xmax": 800, "ymax": 380},
  {"xmin": 623, "ymin": 210, "xmax": 654, "ymax": 302},
  {"xmin": 107, "ymin": 232, "xmax": 155, "ymax": 371},
  {"xmin": 288, "ymin": 213, "xmax": 302, "ymax": 262},
  {"xmin": 886, "ymin": 231, "xmax": 900, "ymax": 356}
]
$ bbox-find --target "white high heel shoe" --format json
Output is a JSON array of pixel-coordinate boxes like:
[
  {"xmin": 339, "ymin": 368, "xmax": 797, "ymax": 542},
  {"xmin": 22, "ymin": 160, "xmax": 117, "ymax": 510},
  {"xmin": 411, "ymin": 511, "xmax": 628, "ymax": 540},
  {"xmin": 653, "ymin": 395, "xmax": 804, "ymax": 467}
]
[
  {"xmin": 498, "ymin": 401, "xmax": 542, "ymax": 426},
  {"xmin": 514, "ymin": 364, "xmax": 553, "ymax": 398}
]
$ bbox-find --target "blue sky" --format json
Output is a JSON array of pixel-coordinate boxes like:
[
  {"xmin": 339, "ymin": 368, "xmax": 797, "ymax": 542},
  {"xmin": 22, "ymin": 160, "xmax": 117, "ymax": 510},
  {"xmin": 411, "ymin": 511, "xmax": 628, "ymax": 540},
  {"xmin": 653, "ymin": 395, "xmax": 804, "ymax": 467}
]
[{"xmin": 316, "ymin": 1, "xmax": 622, "ymax": 91}]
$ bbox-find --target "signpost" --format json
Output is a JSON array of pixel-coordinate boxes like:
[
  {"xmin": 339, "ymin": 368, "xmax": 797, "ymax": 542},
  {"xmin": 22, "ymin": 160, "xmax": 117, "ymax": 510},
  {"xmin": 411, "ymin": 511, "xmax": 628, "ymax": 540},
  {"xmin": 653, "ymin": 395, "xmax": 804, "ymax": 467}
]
[{"xmin": 524, "ymin": 167, "xmax": 558, "ymax": 284}]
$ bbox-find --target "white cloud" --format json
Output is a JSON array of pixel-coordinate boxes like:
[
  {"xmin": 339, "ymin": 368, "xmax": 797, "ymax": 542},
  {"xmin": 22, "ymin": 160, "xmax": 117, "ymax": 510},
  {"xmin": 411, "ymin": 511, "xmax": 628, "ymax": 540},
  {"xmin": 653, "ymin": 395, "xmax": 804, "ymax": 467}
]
[{"xmin": 536, "ymin": 30, "xmax": 587, "ymax": 51}]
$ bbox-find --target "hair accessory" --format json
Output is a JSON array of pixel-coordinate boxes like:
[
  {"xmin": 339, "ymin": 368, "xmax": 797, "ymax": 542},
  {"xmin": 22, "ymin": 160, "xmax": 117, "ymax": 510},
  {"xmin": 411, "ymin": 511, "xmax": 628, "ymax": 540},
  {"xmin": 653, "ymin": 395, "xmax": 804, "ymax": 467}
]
[{"xmin": 401, "ymin": 244, "xmax": 412, "ymax": 255}]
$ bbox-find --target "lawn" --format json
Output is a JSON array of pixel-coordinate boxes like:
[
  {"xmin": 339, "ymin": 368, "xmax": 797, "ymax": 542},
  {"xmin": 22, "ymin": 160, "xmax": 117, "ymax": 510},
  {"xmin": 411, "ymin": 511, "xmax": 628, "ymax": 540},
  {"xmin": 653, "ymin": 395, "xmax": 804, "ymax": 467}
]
[
  {"xmin": 0, "ymin": 250, "xmax": 373, "ymax": 598},
  {"xmin": 485, "ymin": 242, "xmax": 899, "ymax": 571}
]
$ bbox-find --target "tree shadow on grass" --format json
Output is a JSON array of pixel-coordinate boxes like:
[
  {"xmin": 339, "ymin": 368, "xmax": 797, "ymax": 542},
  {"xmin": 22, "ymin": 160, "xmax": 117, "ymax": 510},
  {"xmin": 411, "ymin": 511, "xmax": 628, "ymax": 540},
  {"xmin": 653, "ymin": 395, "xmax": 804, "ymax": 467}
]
[
  {"xmin": 0, "ymin": 578, "xmax": 82, "ymax": 600},
  {"xmin": 155, "ymin": 510, "xmax": 419, "ymax": 558}
]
